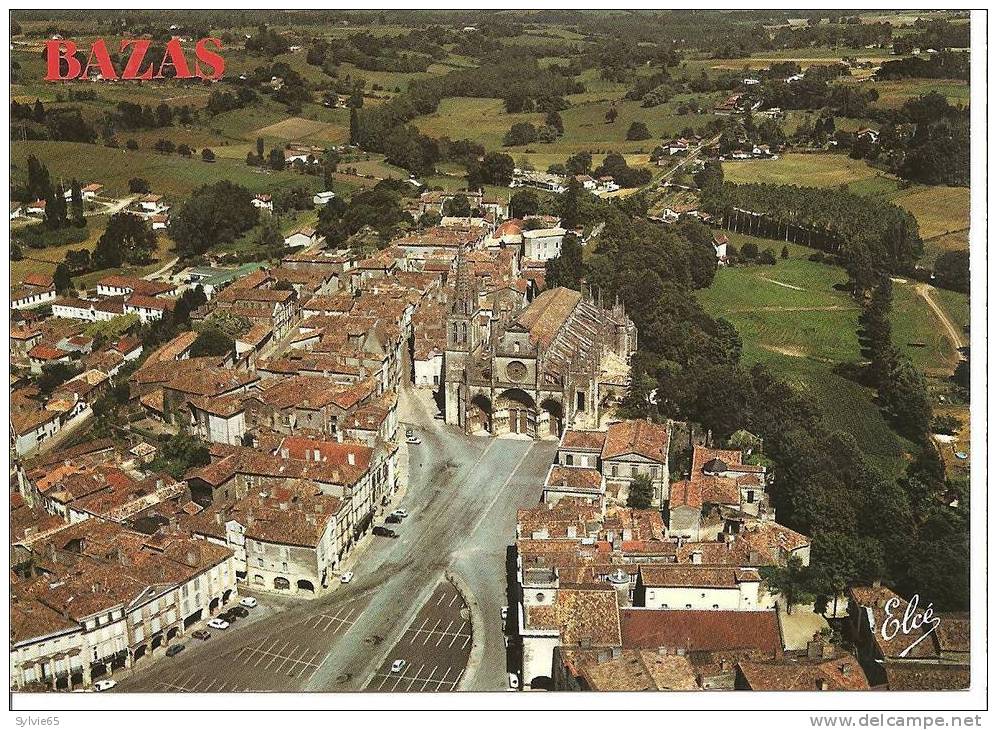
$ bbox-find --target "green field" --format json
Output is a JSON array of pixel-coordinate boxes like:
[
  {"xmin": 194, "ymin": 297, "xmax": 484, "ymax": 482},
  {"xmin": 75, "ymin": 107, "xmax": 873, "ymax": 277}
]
[
  {"xmin": 722, "ymin": 155, "xmax": 971, "ymax": 263},
  {"xmin": 10, "ymin": 140, "xmax": 357, "ymax": 200},
  {"xmin": 697, "ymin": 237, "xmax": 915, "ymax": 477},
  {"xmin": 890, "ymin": 282, "xmax": 961, "ymax": 376},
  {"xmin": 723, "ymin": 153, "xmax": 890, "ymax": 189}
]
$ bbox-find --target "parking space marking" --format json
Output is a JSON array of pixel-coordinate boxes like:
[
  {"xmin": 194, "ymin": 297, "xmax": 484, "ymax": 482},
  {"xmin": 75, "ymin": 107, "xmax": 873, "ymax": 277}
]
[
  {"xmin": 233, "ymin": 635, "xmax": 326, "ymax": 683},
  {"xmin": 368, "ymin": 663, "xmax": 461, "ymax": 693}
]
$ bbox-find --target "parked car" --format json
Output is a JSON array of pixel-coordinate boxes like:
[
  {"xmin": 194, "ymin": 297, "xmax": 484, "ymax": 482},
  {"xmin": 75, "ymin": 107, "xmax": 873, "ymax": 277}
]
[
  {"xmin": 93, "ymin": 679, "xmax": 117, "ymax": 692},
  {"xmin": 391, "ymin": 659, "xmax": 408, "ymax": 673},
  {"xmin": 219, "ymin": 611, "xmax": 238, "ymax": 624},
  {"xmin": 340, "ymin": 571, "xmax": 354, "ymax": 584},
  {"xmin": 507, "ymin": 673, "xmax": 520, "ymax": 690},
  {"xmin": 230, "ymin": 606, "xmax": 249, "ymax": 618},
  {"xmin": 385, "ymin": 513, "xmax": 402, "ymax": 524},
  {"xmin": 165, "ymin": 644, "xmax": 186, "ymax": 657},
  {"xmin": 240, "ymin": 597, "xmax": 258, "ymax": 608},
  {"xmin": 373, "ymin": 526, "xmax": 398, "ymax": 538},
  {"xmin": 501, "ymin": 606, "xmax": 509, "ymax": 622},
  {"xmin": 391, "ymin": 509, "xmax": 409, "ymax": 519},
  {"xmin": 405, "ymin": 427, "xmax": 414, "ymax": 438},
  {"xmin": 191, "ymin": 630, "xmax": 211, "ymax": 641},
  {"xmin": 406, "ymin": 436, "xmax": 421, "ymax": 445},
  {"xmin": 208, "ymin": 618, "xmax": 230, "ymax": 630}
]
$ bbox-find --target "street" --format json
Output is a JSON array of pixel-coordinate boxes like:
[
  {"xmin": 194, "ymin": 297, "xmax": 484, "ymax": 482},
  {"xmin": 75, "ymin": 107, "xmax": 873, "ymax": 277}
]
[{"xmin": 114, "ymin": 382, "xmax": 555, "ymax": 692}]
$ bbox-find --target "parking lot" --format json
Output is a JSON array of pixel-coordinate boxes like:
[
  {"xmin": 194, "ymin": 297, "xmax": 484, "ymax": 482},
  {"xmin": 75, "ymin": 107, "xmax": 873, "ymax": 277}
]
[{"xmin": 363, "ymin": 580, "xmax": 471, "ymax": 692}]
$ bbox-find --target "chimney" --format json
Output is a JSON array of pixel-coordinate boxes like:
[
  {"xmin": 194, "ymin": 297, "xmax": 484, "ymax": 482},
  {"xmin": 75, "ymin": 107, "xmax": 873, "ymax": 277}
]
[
  {"xmin": 840, "ymin": 663, "xmax": 852, "ymax": 677},
  {"xmin": 816, "ymin": 679, "xmax": 828, "ymax": 691},
  {"xmin": 872, "ymin": 578, "xmax": 882, "ymax": 589},
  {"xmin": 691, "ymin": 550, "xmax": 702, "ymax": 565},
  {"xmin": 185, "ymin": 550, "xmax": 197, "ymax": 567},
  {"xmin": 347, "ymin": 452, "xmax": 355, "ymax": 466}
]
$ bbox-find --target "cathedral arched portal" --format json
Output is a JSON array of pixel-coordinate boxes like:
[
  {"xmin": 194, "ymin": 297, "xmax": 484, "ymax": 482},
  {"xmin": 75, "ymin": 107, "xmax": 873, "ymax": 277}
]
[{"xmin": 495, "ymin": 388, "xmax": 537, "ymax": 438}]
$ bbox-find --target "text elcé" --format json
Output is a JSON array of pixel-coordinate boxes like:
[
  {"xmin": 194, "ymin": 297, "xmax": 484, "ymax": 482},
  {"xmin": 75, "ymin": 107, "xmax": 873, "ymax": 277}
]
[{"xmin": 44, "ymin": 38, "xmax": 225, "ymax": 81}]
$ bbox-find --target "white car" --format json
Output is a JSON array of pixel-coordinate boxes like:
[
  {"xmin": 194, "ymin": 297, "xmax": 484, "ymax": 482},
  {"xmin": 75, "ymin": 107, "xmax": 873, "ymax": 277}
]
[
  {"xmin": 507, "ymin": 673, "xmax": 520, "ymax": 690},
  {"xmin": 340, "ymin": 571, "xmax": 354, "ymax": 584},
  {"xmin": 406, "ymin": 436, "xmax": 421, "ymax": 445},
  {"xmin": 207, "ymin": 618, "xmax": 230, "ymax": 630},
  {"xmin": 501, "ymin": 606, "xmax": 509, "ymax": 622},
  {"xmin": 240, "ymin": 597, "xmax": 258, "ymax": 608},
  {"xmin": 390, "ymin": 509, "xmax": 408, "ymax": 520},
  {"xmin": 94, "ymin": 679, "xmax": 117, "ymax": 692},
  {"xmin": 391, "ymin": 659, "xmax": 408, "ymax": 673}
]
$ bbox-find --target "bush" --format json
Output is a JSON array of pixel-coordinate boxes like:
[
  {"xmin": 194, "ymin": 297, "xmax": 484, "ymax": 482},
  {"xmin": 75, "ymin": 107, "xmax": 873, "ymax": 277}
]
[{"xmin": 626, "ymin": 121, "xmax": 652, "ymax": 141}]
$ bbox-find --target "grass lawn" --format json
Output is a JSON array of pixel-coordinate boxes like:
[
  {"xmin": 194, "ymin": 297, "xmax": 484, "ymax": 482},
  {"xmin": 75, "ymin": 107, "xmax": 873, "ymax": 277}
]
[
  {"xmin": 697, "ymin": 237, "xmax": 914, "ymax": 477},
  {"xmin": 10, "ymin": 140, "xmax": 357, "ymax": 200},
  {"xmin": 930, "ymin": 286, "xmax": 971, "ymax": 338},
  {"xmin": 723, "ymin": 153, "xmax": 887, "ymax": 189},
  {"xmin": 890, "ymin": 282, "xmax": 961, "ymax": 376},
  {"xmin": 861, "ymin": 79, "xmax": 970, "ymax": 109},
  {"xmin": 890, "ymin": 185, "xmax": 970, "ymax": 240}
]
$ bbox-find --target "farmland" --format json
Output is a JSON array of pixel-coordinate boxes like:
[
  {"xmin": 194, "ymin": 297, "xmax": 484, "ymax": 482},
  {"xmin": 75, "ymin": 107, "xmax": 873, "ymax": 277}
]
[
  {"xmin": 697, "ymin": 237, "xmax": 917, "ymax": 477},
  {"xmin": 9, "ymin": 140, "xmax": 355, "ymax": 200}
]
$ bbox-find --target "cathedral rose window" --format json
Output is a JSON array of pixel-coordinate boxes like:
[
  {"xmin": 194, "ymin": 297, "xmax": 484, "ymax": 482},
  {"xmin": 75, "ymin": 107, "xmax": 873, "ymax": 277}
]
[{"xmin": 506, "ymin": 361, "xmax": 527, "ymax": 382}]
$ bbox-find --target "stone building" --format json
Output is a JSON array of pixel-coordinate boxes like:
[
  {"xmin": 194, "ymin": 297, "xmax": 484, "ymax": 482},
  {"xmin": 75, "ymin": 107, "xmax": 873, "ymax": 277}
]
[{"xmin": 443, "ymin": 252, "xmax": 636, "ymax": 439}]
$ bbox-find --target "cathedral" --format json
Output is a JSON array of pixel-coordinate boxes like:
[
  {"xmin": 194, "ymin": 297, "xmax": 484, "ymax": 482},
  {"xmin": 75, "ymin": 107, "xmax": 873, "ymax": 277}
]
[{"xmin": 443, "ymin": 254, "xmax": 637, "ymax": 439}]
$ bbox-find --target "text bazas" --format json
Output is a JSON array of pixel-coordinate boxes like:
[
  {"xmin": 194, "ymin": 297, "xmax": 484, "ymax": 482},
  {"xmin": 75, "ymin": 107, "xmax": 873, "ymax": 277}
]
[{"xmin": 45, "ymin": 38, "xmax": 225, "ymax": 81}]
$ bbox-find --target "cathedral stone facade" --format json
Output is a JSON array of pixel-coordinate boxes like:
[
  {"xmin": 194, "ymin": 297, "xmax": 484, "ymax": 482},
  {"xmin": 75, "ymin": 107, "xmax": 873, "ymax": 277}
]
[{"xmin": 443, "ymin": 254, "xmax": 636, "ymax": 440}]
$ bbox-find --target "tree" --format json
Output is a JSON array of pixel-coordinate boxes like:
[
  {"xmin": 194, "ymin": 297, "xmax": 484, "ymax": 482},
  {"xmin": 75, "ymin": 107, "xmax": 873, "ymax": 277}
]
[
  {"xmin": 148, "ymin": 432, "xmax": 211, "ymax": 480},
  {"xmin": 759, "ymin": 247, "xmax": 777, "ymax": 265},
  {"xmin": 201, "ymin": 148, "xmax": 216, "ymax": 163},
  {"xmin": 781, "ymin": 245, "xmax": 790, "ymax": 259},
  {"xmin": 92, "ymin": 213, "xmax": 153, "ymax": 268},
  {"xmin": 36, "ymin": 361, "xmax": 80, "ymax": 395},
  {"xmin": 545, "ymin": 110, "xmax": 564, "ymax": 135},
  {"xmin": 468, "ymin": 152, "xmax": 515, "ymax": 187},
  {"xmin": 53, "ymin": 262, "xmax": 73, "ymax": 294},
  {"xmin": 605, "ymin": 106, "xmax": 618, "ymax": 124},
  {"xmin": 190, "ymin": 326, "xmax": 235, "ymax": 358},
  {"xmin": 627, "ymin": 473, "xmax": 654, "ymax": 509},
  {"xmin": 44, "ymin": 183, "xmax": 68, "ymax": 229},
  {"xmin": 256, "ymin": 137, "xmax": 264, "ymax": 157},
  {"xmin": 626, "ymin": 121, "xmax": 652, "ymax": 141},
  {"xmin": 503, "ymin": 122, "xmax": 538, "ymax": 147},
  {"xmin": 267, "ymin": 148, "xmax": 286, "ymax": 171},
  {"xmin": 760, "ymin": 555, "xmax": 815, "ymax": 615},
  {"xmin": 442, "ymin": 194, "xmax": 472, "ymax": 218},
  {"xmin": 545, "ymin": 233, "xmax": 584, "ymax": 290},
  {"xmin": 156, "ymin": 103, "xmax": 173, "ymax": 127},
  {"xmin": 558, "ymin": 177, "xmax": 584, "ymax": 230},
  {"xmin": 126, "ymin": 139, "xmax": 139, "ymax": 151},
  {"xmin": 128, "ymin": 177, "xmax": 151, "ymax": 194},
  {"xmin": 510, "ymin": 189, "xmax": 539, "ymax": 219},
  {"xmin": 565, "ymin": 151, "xmax": 592, "ymax": 176},
  {"xmin": 934, "ymin": 250, "xmax": 969, "ymax": 293},
  {"xmin": 169, "ymin": 181, "xmax": 258, "ymax": 258},
  {"xmin": 69, "ymin": 179, "xmax": 84, "ymax": 226}
]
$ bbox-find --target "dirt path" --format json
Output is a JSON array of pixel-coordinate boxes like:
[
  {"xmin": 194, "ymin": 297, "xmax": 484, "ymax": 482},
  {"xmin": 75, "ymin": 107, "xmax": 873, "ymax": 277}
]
[
  {"xmin": 143, "ymin": 257, "xmax": 179, "ymax": 281},
  {"xmin": 915, "ymin": 282, "xmax": 965, "ymax": 351},
  {"xmin": 760, "ymin": 276, "xmax": 805, "ymax": 291},
  {"xmin": 728, "ymin": 305, "xmax": 856, "ymax": 313}
]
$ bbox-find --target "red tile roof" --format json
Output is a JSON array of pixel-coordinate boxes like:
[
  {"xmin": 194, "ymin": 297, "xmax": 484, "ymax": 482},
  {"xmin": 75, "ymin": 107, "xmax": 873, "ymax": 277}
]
[{"xmin": 620, "ymin": 608, "xmax": 783, "ymax": 656}]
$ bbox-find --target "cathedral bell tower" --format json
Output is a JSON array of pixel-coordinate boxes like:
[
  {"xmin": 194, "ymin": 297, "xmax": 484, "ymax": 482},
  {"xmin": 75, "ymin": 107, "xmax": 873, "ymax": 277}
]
[{"xmin": 444, "ymin": 248, "xmax": 479, "ymax": 426}]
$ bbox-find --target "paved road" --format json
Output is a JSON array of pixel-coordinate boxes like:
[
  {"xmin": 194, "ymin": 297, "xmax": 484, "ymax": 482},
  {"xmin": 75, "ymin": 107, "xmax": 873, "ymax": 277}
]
[
  {"xmin": 115, "ymin": 383, "xmax": 554, "ymax": 692},
  {"xmin": 363, "ymin": 580, "xmax": 471, "ymax": 692}
]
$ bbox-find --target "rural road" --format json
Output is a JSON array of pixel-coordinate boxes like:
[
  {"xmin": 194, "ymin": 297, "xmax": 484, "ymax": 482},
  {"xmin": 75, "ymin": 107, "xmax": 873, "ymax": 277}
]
[
  {"xmin": 915, "ymin": 282, "xmax": 965, "ymax": 350},
  {"xmin": 143, "ymin": 257, "xmax": 179, "ymax": 281}
]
